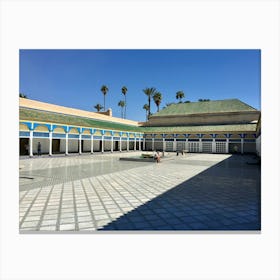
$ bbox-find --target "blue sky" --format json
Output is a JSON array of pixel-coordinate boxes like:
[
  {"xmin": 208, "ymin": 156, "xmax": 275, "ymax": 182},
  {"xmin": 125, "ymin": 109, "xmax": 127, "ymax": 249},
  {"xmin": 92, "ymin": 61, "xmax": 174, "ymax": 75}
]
[{"xmin": 20, "ymin": 49, "xmax": 260, "ymax": 121}]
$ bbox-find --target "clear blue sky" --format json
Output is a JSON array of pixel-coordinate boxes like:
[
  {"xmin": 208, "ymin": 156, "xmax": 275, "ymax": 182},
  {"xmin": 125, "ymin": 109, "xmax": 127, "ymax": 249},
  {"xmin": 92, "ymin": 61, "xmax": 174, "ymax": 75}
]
[{"xmin": 20, "ymin": 49, "xmax": 260, "ymax": 122}]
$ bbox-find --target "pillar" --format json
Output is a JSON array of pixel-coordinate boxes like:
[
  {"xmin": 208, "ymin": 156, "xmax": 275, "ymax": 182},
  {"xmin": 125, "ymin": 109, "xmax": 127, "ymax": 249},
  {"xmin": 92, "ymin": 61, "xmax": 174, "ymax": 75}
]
[
  {"xmin": 163, "ymin": 138, "xmax": 166, "ymax": 152},
  {"xmin": 65, "ymin": 133, "xmax": 69, "ymax": 155},
  {"xmin": 49, "ymin": 131, "xmax": 53, "ymax": 156},
  {"xmin": 127, "ymin": 137, "xmax": 129, "ymax": 151},
  {"xmin": 173, "ymin": 139, "xmax": 176, "ymax": 152},
  {"xmin": 139, "ymin": 137, "xmax": 141, "ymax": 151},
  {"xmin": 119, "ymin": 137, "xmax": 122, "ymax": 152},
  {"xmin": 91, "ymin": 134, "xmax": 93, "ymax": 154},
  {"xmin": 111, "ymin": 136, "xmax": 114, "ymax": 153},
  {"xmin": 152, "ymin": 138, "xmax": 155, "ymax": 151},
  {"xmin": 79, "ymin": 134, "xmax": 82, "ymax": 155},
  {"xmin": 185, "ymin": 138, "xmax": 188, "ymax": 151},
  {"xmin": 241, "ymin": 138, "xmax": 244, "ymax": 154},
  {"xmin": 143, "ymin": 138, "xmax": 146, "ymax": 151},
  {"xmin": 101, "ymin": 135, "xmax": 104, "ymax": 153},
  {"xmin": 212, "ymin": 139, "xmax": 216, "ymax": 153},
  {"xmin": 226, "ymin": 138, "xmax": 229, "ymax": 153},
  {"xmin": 29, "ymin": 130, "xmax": 33, "ymax": 157},
  {"xmin": 199, "ymin": 138, "xmax": 202, "ymax": 153}
]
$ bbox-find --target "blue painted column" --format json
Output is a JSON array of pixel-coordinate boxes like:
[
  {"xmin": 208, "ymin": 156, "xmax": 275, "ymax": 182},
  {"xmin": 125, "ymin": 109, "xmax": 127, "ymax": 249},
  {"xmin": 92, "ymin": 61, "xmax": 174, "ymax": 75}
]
[
  {"xmin": 49, "ymin": 125, "xmax": 53, "ymax": 156},
  {"xmin": 101, "ymin": 130, "xmax": 105, "ymax": 153}
]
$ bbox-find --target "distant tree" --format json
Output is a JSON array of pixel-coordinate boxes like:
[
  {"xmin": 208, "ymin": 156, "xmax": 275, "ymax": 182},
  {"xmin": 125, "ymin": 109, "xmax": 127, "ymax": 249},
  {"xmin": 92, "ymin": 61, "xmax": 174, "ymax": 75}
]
[
  {"xmin": 19, "ymin": 93, "xmax": 27, "ymax": 98},
  {"xmin": 100, "ymin": 85, "xmax": 109, "ymax": 110},
  {"xmin": 184, "ymin": 100, "xmax": 191, "ymax": 103},
  {"xmin": 143, "ymin": 87, "xmax": 157, "ymax": 119},
  {"xmin": 118, "ymin": 100, "xmax": 125, "ymax": 118},
  {"xmin": 176, "ymin": 91, "xmax": 185, "ymax": 103},
  {"xmin": 121, "ymin": 86, "xmax": 128, "ymax": 118},
  {"xmin": 143, "ymin": 104, "xmax": 150, "ymax": 121},
  {"xmin": 94, "ymin": 103, "xmax": 103, "ymax": 112},
  {"xmin": 153, "ymin": 92, "xmax": 162, "ymax": 112},
  {"xmin": 198, "ymin": 99, "xmax": 210, "ymax": 102}
]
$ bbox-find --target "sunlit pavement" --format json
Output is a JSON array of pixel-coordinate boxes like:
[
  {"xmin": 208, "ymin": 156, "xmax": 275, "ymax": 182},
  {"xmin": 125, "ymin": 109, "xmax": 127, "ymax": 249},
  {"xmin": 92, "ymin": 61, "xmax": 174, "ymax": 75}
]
[{"xmin": 19, "ymin": 152, "xmax": 260, "ymax": 232}]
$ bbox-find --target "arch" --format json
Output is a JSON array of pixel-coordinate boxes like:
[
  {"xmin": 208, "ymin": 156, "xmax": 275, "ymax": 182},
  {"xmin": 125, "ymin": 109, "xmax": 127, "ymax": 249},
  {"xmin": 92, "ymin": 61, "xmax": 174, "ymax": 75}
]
[
  {"xmin": 104, "ymin": 131, "xmax": 112, "ymax": 137},
  {"xmin": 165, "ymin": 134, "xmax": 174, "ymax": 139},
  {"xmin": 19, "ymin": 123, "xmax": 29, "ymax": 131},
  {"xmin": 69, "ymin": 127, "xmax": 79, "ymax": 134},
  {"xmin": 82, "ymin": 129, "xmax": 91, "ymax": 135},
  {"xmin": 230, "ymin": 133, "xmax": 241, "ymax": 139},
  {"xmin": 34, "ymin": 124, "xmax": 49, "ymax": 132},
  {"xmin": 53, "ymin": 126, "xmax": 65, "ymax": 133},
  {"xmin": 202, "ymin": 134, "xmax": 212, "ymax": 139},
  {"xmin": 245, "ymin": 133, "xmax": 255, "ymax": 139},
  {"xmin": 216, "ymin": 134, "xmax": 226, "ymax": 139},
  {"xmin": 176, "ymin": 134, "xmax": 186, "ymax": 139},
  {"xmin": 94, "ymin": 130, "xmax": 102, "ymax": 136},
  {"xmin": 188, "ymin": 134, "xmax": 198, "ymax": 139}
]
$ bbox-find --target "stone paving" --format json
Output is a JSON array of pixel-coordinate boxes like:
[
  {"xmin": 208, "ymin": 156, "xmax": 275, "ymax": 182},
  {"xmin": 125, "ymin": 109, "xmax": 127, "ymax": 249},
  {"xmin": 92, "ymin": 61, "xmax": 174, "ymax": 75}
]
[{"xmin": 19, "ymin": 152, "xmax": 261, "ymax": 232}]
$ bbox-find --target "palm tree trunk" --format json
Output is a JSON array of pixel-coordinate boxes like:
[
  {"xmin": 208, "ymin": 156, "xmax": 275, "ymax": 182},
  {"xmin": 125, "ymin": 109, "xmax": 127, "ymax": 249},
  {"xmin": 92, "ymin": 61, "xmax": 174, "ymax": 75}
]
[
  {"xmin": 104, "ymin": 94, "xmax": 106, "ymax": 111},
  {"xmin": 148, "ymin": 96, "xmax": 151, "ymax": 119},
  {"xmin": 124, "ymin": 95, "xmax": 126, "ymax": 119}
]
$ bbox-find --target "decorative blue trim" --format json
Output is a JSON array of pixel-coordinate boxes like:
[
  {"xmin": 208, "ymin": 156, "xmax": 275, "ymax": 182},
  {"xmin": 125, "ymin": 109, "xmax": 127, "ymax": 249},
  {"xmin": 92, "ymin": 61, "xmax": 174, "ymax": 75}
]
[
  {"xmin": 90, "ymin": 128, "xmax": 96, "ymax": 135},
  {"xmin": 202, "ymin": 139, "xmax": 213, "ymax": 142},
  {"xmin": 224, "ymin": 133, "xmax": 232, "ymax": 138},
  {"xmin": 210, "ymin": 134, "xmax": 217, "ymax": 138},
  {"xmin": 165, "ymin": 138, "xmax": 174, "ymax": 142},
  {"xmin": 197, "ymin": 134, "xmax": 204, "ymax": 138},
  {"xmin": 176, "ymin": 139, "xmax": 186, "ymax": 142},
  {"xmin": 216, "ymin": 139, "xmax": 226, "ymax": 142},
  {"xmin": 68, "ymin": 134, "xmax": 79, "ymax": 139},
  {"xmin": 20, "ymin": 121, "xmax": 33, "ymax": 130},
  {"xmin": 33, "ymin": 132, "xmax": 49, "ymax": 138},
  {"xmin": 19, "ymin": 131, "xmax": 30, "ymax": 137},
  {"xmin": 229, "ymin": 139, "xmax": 241, "ymax": 143},
  {"xmin": 239, "ymin": 133, "xmax": 246, "ymax": 138},
  {"xmin": 188, "ymin": 139, "xmax": 199, "ymax": 142},
  {"xmin": 52, "ymin": 133, "xmax": 66, "ymax": 138},
  {"xmin": 104, "ymin": 136, "xmax": 112, "ymax": 140},
  {"xmin": 113, "ymin": 137, "xmax": 120, "ymax": 141},
  {"xmin": 93, "ymin": 136, "xmax": 102, "ymax": 140},
  {"xmin": 82, "ymin": 135, "xmax": 91, "ymax": 139}
]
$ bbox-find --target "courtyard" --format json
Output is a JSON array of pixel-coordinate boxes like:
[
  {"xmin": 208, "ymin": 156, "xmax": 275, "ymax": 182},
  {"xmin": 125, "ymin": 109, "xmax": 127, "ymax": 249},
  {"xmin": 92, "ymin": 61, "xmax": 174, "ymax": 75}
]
[{"xmin": 19, "ymin": 152, "xmax": 261, "ymax": 232}]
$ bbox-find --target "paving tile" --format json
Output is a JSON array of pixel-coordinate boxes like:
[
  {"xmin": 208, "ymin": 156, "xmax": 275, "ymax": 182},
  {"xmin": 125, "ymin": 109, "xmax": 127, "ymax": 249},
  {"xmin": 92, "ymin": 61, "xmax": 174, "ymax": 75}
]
[{"xmin": 59, "ymin": 224, "xmax": 76, "ymax": 231}]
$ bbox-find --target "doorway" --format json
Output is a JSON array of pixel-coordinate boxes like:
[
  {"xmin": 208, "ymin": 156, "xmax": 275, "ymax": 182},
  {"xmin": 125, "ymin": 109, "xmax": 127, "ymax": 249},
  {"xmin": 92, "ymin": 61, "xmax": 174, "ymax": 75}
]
[
  {"xmin": 19, "ymin": 138, "xmax": 29, "ymax": 155},
  {"xmin": 52, "ymin": 139, "xmax": 60, "ymax": 154}
]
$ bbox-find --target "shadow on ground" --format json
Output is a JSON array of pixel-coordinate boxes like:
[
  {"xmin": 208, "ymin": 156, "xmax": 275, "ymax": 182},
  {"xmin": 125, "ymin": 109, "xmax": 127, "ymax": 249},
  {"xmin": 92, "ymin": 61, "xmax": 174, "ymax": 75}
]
[{"xmin": 100, "ymin": 155, "xmax": 261, "ymax": 231}]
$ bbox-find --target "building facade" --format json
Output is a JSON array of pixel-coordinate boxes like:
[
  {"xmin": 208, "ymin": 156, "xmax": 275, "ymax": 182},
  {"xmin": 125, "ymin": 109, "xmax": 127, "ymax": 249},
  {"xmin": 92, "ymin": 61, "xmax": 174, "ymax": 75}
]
[{"xmin": 19, "ymin": 98, "xmax": 261, "ymax": 156}]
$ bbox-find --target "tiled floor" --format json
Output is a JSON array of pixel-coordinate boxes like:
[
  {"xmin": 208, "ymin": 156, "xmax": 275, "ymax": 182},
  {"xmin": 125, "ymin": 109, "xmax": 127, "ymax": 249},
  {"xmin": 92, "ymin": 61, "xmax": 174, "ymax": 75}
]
[{"xmin": 19, "ymin": 152, "xmax": 261, "ymax": 232}]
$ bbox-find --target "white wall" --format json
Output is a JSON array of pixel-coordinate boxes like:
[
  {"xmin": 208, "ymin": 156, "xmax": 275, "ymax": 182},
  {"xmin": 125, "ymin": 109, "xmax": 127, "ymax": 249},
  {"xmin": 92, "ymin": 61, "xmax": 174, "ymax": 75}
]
[
  {"xmin": 32, "ymin": 138, "xmax": 49, "ymax": 154},
  {"xmin": 68, "ymin": 139, "xmax": 78, "ymax": 152}
]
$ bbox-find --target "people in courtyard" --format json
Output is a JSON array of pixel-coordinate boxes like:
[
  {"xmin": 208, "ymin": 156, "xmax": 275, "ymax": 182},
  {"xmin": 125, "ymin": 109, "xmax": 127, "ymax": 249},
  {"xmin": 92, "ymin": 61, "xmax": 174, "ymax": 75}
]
[
  {"xmin": 37, "ymin": 142, "xmax": 42, "ymax": 156},
  {"xmin": 154, "ymin": 151, "xmax": 160, "ymax": 163}
]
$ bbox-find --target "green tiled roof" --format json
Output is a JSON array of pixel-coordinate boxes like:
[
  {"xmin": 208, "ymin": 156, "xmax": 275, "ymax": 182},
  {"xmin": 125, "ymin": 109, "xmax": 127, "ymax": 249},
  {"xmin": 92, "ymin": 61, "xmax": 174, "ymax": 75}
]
[
  {"xmin": 20, "ymin": 108, "xmax": 144, "ymax": 132},
  {"xmin": 152, "ymin": 99, "xmax": 257, "ymax": 117},
  {"xmin": 142, "ymin": 124, "xmax": 257, "ymax": 133}
]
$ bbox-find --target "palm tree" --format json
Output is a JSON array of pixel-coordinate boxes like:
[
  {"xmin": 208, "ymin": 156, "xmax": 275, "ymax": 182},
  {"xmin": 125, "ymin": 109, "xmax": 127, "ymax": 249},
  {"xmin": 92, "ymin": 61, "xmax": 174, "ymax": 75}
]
[
  {"xmin": 143, "ymin": 87, "xmax": 156, "ymax": 119},
  {"xmin": 94, "ymin": 103, "xmax": 103, "ymax": 112},
  {"xmin": 100, "ymin": 85, "xmax": 109, "ymax": 111},
  {"xmin": 176, "ymin": 91, "xmax": 185, "ymax": 103},
  {"xmin": 153, "ymin": 92, "xmax": 162, "ymax": 112},
  {"xmin": 143, "ymin": 104, "xmax": 150, "ymax": 121},
  {"xmin": 121, "ymin": 86, "xmax": 128, "ymax": 118},
  {"xmin": 118, "ymin": 100, "xmax": 125, "ymax": 118}
]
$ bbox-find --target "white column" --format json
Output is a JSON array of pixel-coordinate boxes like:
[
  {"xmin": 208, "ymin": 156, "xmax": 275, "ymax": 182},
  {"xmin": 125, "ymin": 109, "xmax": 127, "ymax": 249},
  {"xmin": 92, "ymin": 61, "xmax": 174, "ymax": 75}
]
[
  {"xmin": 134, "ymin": 137, "xmax": 136, "ymax": 151},
  {"xmin": 139, "ymin": 138, "xmax": 141, "ymax": 151},
  {"xmin": 241, "ymin": 138, "xmax": 244, "ymax": 154},
  {"xmin": 185, "ymin": 138, "xmax": 188, "ymax": 151},
  {"xmin": 49, "ymin": 131, "xmax": 53, "ymax": 156},
  {"xmin": 111, "ymin": 136, "xmax": 114, "ymax": 153},
  {"xmin": 226, "ymin": 138, "xmax": 229, "ymax": 153},
  {"xmin": 79, "ymin": 134, "xmax": 82, "ymax": 155},
  {"xmin": 152, "ymin": 138, "xmax": 155, "ymax": 151},
  {"xmin": 199, "ymin": 138, "xmax": 202, "ymax": 153},
  {"xmin": 65, "ymin": 133, "xmax": 69, "ymax": 155},
  {"xmin": 101, "ymin": 135, "xmax": 104, "ymax": 153},
  {"xmin": 212, "ymin": 139, "xmax": 216, "ymax": 153},
  {"xmin": 127, "ymin": 137, "xmax": 129, "ymax": 151},
  {"xmin": 90, "ymin": 134, "xmax": 93, "ymax": 154},
  {"xmin": 29, "ymin": 130, "xmax": 33, "ymax": 157},
  {"xmin": 163, "ymin": 138, "xmax": 166, "ymax": 152},
  {"xmin": 119, "ymin": 137, "xmax": 122, "ymax": 152},
  {"xmin": 143, "ymin": 138, "xmax": 146, "ymax": 151},
  {"xmin": 173, "ymin": 139, "xmax": 176, "ymax": 152}
]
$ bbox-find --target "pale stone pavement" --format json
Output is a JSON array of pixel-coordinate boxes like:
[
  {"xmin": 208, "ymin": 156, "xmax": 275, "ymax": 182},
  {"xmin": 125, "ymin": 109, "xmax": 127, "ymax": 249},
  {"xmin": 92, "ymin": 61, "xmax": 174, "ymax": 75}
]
[{"xmin": 19, "ymin": 152, "xmax": 261, "ymax": 232}]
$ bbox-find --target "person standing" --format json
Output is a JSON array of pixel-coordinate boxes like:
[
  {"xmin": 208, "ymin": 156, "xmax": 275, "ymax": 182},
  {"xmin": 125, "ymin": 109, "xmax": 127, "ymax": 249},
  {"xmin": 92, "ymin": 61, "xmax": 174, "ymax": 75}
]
[{"xmin": 37, "ymin": 142, "xmax": 42, "ymax": 156}]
